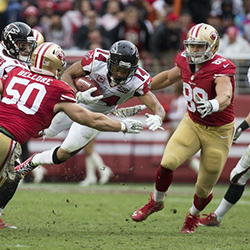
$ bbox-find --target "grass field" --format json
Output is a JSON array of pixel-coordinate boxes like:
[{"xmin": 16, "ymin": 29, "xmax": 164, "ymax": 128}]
[{"xmin": 1, "ymin": 182, "xmax": 250, "ymax": 250}]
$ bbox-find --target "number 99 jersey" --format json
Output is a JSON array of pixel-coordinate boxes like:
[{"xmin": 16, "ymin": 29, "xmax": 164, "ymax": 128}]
[{"xmin": 175, "ymin": 51, "xmax": 236, "ymax": 126}]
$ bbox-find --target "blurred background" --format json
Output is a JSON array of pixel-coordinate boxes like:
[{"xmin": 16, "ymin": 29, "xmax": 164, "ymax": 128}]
[{"xmin": 1, "ymin": 0, "xmax": 250, "ymax": 184}]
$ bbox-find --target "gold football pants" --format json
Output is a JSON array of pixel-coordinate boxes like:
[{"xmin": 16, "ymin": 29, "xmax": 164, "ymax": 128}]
[
  {"xmin": 161, "ymin": 113, "xmax": 235, "ymax": 198},
  {"xmin": 0, "ymin": 133, "xmax": 22, "ymax": 187}
]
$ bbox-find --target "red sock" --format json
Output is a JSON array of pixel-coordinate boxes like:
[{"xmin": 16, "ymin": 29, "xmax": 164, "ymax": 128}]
[
  {"xmin": 193, "ymin": 193, "xmax": 213, "ymax": 211},
  {"xmin": 155, "ymin": 165, "xmax": 173, "ymax": 192}
]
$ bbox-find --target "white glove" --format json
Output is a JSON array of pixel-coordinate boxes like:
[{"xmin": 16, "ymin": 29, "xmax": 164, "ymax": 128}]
[
  {"xmin": 195, "ymin": 93, "xmax": 219, "ymax": 118},
  {"xmin": 120, "ymin": 118, "xmax": 143, "ymax": 134},
  {"xmin": 112, "ymin": 105, "xmax": 147, "ymax": 118},
  {"xmin": 145, "ymin": 113, "xmax": 163, "ymax": 131},
  {"xmin": 76, "ymin": 87, "xmax": 104, "ymax": 105},
  {"xmin": 233, "ymin": 126, "xmax": 243, "ymax": 144}
]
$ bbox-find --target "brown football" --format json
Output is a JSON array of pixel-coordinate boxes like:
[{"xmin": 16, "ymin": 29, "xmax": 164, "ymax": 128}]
[{"xmin": 73, "ymin": 76, "xmax": 102, "ymax": 97}]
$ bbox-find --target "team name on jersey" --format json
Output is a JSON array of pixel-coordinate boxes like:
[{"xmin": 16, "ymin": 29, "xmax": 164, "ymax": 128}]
[{"xmin": 17, "ymin": 70, "xmax": 53, "ymax": 85}]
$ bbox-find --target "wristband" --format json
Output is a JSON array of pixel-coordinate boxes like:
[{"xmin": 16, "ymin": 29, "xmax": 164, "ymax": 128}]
[
  {"xmin": 210, "ymin": 99, "xmax": 219, "ymax": 112},
  {"xmin": 239, "ymin": 120, "xmax": 249, "ymax": 131},
  {"xmin": 120, "ymin": 122, "xmax": 126, "ymax": 132}
]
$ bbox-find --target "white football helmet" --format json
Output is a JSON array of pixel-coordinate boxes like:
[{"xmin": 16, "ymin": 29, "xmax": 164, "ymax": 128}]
[
  {"xmin": 184, "ymin": 23, "xmax": 220, "ymax": 64},
  {"xmin": 30, "ymin": 42, "xmax": 66, "ymax": 79}
]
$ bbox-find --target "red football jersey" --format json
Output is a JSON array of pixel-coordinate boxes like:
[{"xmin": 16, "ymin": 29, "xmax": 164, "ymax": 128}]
[
  {"xmin": 175, "ymin": 51, "xmax": 236, "ymax": 126},
  {"xmin": 0, "ymin": 67, "xmax": 76, "ymax": 144}
]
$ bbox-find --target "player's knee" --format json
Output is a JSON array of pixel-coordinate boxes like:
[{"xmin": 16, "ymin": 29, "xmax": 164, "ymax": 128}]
[{"xmin": 161, "ymin": 155, "xmax": 179, "ymax": 170}]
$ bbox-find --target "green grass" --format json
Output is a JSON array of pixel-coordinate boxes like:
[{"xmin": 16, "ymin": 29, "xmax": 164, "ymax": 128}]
[{"xmin": 1, "ymin": 183, "xmax": 250, "ymax": 250}]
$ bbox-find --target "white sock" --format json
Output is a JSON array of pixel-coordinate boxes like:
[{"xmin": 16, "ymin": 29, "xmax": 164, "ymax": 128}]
[
  {"xmin": 32, "ymin": 146, "xmax": 58, "ymax": 165},
  {"xmin": 0, "ymin": 208, "xmax": 3, "ymax": 216},
  {"xmin": 153, "ymin": 188, "xmax": 166, "ymax": 202},
  {"xmin": 214, "ymin": 198, "xmax": 234, "ymax": 221},
  {"xmin": 84, "ymin": 155, "xmax": 97, "ymax": 180},
  {"xmin": 189, "ymin": 205, "xmax": 201, "ymax": 216}
]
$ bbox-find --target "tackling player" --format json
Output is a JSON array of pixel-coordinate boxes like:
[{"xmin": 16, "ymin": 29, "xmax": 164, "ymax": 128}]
[
  {"xmin": 0, "ymin": 42, "xmax": 143, "ymax": 229},
  {"xmin": 131, "ymin": 23, "xmax": 236, "ymax": 234},
  {"xmin": 14, "ymin": 40, "xmax": 165, "ymax": 183}
]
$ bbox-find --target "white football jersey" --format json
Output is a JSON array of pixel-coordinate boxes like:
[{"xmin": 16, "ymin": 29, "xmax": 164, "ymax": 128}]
[
  {"xmin": 79, "ymin": 48, "xmax": 151, "ymax": 114},
  {"xmin": 0, "ymin": 43, "xmax": 29, "ymax": 78}
]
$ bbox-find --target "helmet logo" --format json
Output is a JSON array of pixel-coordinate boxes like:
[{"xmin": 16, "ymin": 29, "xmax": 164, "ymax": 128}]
[
  {"xmin": 210, "ymin": 31, "xmax": 218, "ymax": 41},
  {"xmin": 56, "ymin": 49, "xmax": 65, "ymax": 62},
  {"xmin": 3, "ymin": 24, "xmax": 20, "ymax": 39},
  {"xmin": 119, "ymin": 61, "xmax": 131, "ymax": 68}
]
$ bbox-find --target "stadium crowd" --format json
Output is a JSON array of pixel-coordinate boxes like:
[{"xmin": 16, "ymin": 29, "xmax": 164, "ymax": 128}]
[{"xmin": 1, "ymin": 0, "xmax": 250, "ymax": 74}]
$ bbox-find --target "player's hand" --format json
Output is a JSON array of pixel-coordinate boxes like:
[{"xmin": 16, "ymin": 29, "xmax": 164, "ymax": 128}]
[
  {"xmin": 121, "ymin": 119, "xmax": 143, "ymax": 134},
  {"xmin": 233, "ymin": 126, "xmax": 243, "ymax": 144},
  {"xmin": 112, "ymin": 105, "xmax": 147, "ymax": 118},
  {"xmin": 76, "ymin": 88, "xmax": 104, "ymax": 105},
  {"xmin": 233, "ymin": 120, "xmax": 249, "ymax": 143},
  {"xmin": 145, "ymin": 113, "xmax": 163, "ymax": 131},
  {"xmin": 195, "ymin": 94, "xmax": 219, "ymax": 118}
]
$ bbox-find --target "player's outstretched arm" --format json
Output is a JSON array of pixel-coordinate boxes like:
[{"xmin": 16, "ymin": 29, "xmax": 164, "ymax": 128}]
[{"xmin": 55, "ymin": 102, "xmax": 143, "ymax": 134}]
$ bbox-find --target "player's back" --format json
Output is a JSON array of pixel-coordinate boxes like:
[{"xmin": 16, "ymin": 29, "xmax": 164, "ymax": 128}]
[{"xmin": 0, "ymin": 67, "xmax": 75, "ymax": 144}]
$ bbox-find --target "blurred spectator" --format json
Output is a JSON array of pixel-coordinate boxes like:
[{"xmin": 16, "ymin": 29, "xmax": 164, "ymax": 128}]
[
  {"xmin": 82, "ymin": 28, "xmax": 112, "ymax": 50},
  {"xmin": 75, "ymin": 10, "xmax": 107, "ymax": 50},
  {"xmin": 4, "ymin": 0, "xmax": 23, "ymax": 25},
  {"xmin": 99, "ymin": 0, "xmax": 125, "ymax": 16},
  {"xmin": 211, "ymin": 0, "xmax": 241, "ymax": 32},
  {"xmin": 43, "ymin": 11, "xmax": 73, "ymax": 49},
  {"xmin": 234, "ymin": 0, "xmax": 250, "ymax": 43},
  {"xmin": 38, "ymin": 0, "xmax": 58, "ymax": 28},
  {"xmin": 206, "ymin": 11, "xmax": 225, "ymax": 37},
  {"xmin": 150, "ymin": 12, "xmax": 181, "ymax": 73},
  {"xmin": 179, "ymin": 11, "xmax": 195, "ymax": 50},
  {"xmin": 182, "ymin": 0, "xmax": 211, "ymax": 23},
  {"xmin": 22, "ymin": 5, "xmax": 43, "ymax": 33},
  {"xmin": 108, "ymin": 6, "xmax": 151, "ymax": 53},
  {"xmin": 62, "ymin": 0, "xmax": 95, "ymax": 37},
  {"xmin": 100, "ymin": 0, "xmax": 124, "ymax": 32},
  {"xmin": 152, "ymin": 0, "xmax": 173, "ymax": 26},
  {"xmin": 218, "ymin": 25, "xmax": 250, "ymax": 57}
]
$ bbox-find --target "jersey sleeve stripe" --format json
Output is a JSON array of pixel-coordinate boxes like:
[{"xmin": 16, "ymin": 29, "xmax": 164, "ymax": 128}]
[{"xmin": 60, "ymin": 94, "xmax": 76, "ymax": 102}]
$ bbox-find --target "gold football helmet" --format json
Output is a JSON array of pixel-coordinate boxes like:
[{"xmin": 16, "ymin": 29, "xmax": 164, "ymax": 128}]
[
  {"xmin": 184, "ymin": 23, "xmax": 220, "ymax": 64},
  {"xmin": 30, "ymin": 42, "xmax": 66, "ymax": 79},
  {"xmin": 32, "ymin": 29, "xmax": 44, "ymax": 46}
]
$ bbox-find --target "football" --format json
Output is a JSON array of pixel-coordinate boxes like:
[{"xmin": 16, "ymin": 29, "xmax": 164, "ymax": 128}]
[{"xmin": 73, "ymin": 76, "xmax": 102, "ymax": 97}]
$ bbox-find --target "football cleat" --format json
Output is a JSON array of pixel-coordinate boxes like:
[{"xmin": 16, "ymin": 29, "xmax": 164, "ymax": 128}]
[
  {"xmin": 14, "ymin": 155, "xmax": 37, "ymax": 177},
  {"xmin": 0, "ymin": 217, "xmax": 17, "ymax": 229},
  {"xmin": 131, "ymin": 193, "xmax": 164, "ymax": 222},
  {"xmin": 181, "ymin": 213, "xmax": 200, "ymax": 234},
  {"xmin": 199, "ymin": 212, "xmax": 220, "ymax": 227}
]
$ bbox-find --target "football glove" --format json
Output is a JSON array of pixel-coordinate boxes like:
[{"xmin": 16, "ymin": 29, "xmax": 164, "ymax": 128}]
[
  {"xmin": 120, "ymin": 118, "xmax": 143, "ymax": 134},
  {"xmin": 76, "ymin": 88, "xmax": 104, "ymax": 105},
  {"xmin": 196, "ymin": 93, "xmax": 219, "ymax": 118},
  {"xmin": 112, "ymin": 105, "xmax": 147, "ymax": 118},
  {"xmin": 145, "ymin": 113, "xmax": 163, "ymax": 131},
  {"xmin": 233, "ymin": 120, "xmax": 249, "ymax": 144}
]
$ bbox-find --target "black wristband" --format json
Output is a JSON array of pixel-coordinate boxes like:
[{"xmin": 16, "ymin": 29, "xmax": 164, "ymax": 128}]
[{"xmin": 239, "ymin": 120, "xmax": 249, "ymax": 131}]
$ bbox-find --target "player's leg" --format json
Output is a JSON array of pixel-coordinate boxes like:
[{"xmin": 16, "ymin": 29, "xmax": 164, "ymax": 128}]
[
  {"xmin": 79, "ymin": 139, "xmax": 98, "ymax": 187},
  {"xmin": 200, "ymin": 145, "xmax": 250, "ymax": 226},
  {"xmin": 0, "ymin": 133, "xmax": 22, "ymax": 229},
  {"xmin": 43, "ymin": 111, "xmax": 73, "ymax": 137},
  {"xmin": 132, "ymin": 114, "xmax": 201, "ymax": 223}
]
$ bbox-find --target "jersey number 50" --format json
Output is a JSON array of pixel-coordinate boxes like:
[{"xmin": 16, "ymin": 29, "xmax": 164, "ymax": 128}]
[{"xmin": 2, "ymin": 76, "xmax": 46, "ymax": 115}]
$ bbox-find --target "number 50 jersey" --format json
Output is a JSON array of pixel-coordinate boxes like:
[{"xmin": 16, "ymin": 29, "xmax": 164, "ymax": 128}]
[{"xmin": 0, "ymin": 67, "xmax": 76, "ymax": 144}]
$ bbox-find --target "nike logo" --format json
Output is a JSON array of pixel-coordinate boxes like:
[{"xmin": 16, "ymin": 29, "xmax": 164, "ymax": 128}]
[
  {"xmin": 223, "ymin": 64, "xmax": 229, "ymax": 68},
  {"xmin": 220, "ymin": 135, "xmax": 228, "ymax": 139}
]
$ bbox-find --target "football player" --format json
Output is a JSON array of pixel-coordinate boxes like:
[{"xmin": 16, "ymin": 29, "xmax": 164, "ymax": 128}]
[
  {"xmin": 199, "ymin": 106, "xmax": 250, "ymax": 226},
  {"xmin": 0, "ymin": 42, "xmax": 143, "ymax": 229},
  {"xmin": 14, "ymin": 40, "xmax": 165, "ymax": 186},
  {"xmin": 131, "ymin": 23, "xmax": 236, "ymax": 234},
  {"xmin": 0, "ymin": 22, "xmax": 38, "ymax": 229}
]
